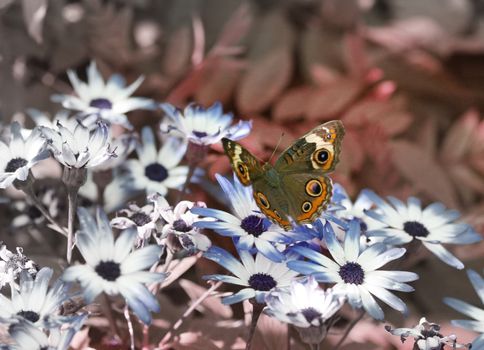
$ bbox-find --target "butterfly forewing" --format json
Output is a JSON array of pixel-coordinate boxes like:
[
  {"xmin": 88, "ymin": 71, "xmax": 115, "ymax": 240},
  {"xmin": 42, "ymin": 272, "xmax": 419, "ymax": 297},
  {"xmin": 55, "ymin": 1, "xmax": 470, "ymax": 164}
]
[{"xmin": 222, "ymin": 138, "xmax": 264, "ymax": 186}]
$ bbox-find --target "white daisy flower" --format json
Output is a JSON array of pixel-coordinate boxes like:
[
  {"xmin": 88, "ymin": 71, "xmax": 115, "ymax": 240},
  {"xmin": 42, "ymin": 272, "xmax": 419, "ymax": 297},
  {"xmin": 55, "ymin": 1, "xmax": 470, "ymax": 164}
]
[
  {"xmin": 363, "ymin": 190, "xmax": 482, "ymax": 270},
  {"xmin": 386, "ymin": 317, "xmax": 470, "ymax": 350},
  {"xmin": 6, "ymin": 314, "xmax": 87, "ymax": 350},
  {"xmin": 52, "ymin": 61, "xmax": 155, "ymax": 129},
  {"xmin": 123, "ymin": 127, "xmax": 188, "ymax": 195},
  {"xmin": 0, "ymin": 267, "xmax": 73, "ymax": 328},
  {"xmin": 160, "ymin": 102, "xmax": 251, "ymax": 146},
  {"xmin": 152, "ymin": 194, "xmax": 211, "ymax": 254},
  {"xmin": 110, "ymin": 200, "xmax": 160, "ymax": 241},
  {"xmin": 62, "ymin": 207, "xmax": 166, "ymax": 324},
  {"xmin": 0, "ymin": 245, "xmax": 38, "ymax": 290},
  {"xmin": 444, "ymin": 269, "xmax": 484, "ymax": 349},
  {"xmin": 0, "ymin": 123, "xmax": 49, "ymax": 189},
  {"xmin": 265, "ymin": 275, "xmax": 345, "ymax": 328},
  {"xmin": 203, "ymin": 246, "xmax": 300, "ymax": 304},
  {"xmin": 288, "ymin": 219, "xmax": 418, "ymax": 320},
  {"xmin": 41, "ymin": 120, "xmax": 116, "ymax": 169},
  {"xmin": 91, "ymin": 131, "xmax": 136, "ymax": 172},
  {"xmin": 193, "ymin": 174, "xmax": 309, "ymax": 262}
]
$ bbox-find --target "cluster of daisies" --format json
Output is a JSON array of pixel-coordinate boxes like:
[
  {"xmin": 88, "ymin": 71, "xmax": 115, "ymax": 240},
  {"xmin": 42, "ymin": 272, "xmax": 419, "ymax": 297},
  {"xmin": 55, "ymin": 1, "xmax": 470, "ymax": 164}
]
[{"xmin": 0, "ymin": 61, "xmax": 482, "ymax": 350}]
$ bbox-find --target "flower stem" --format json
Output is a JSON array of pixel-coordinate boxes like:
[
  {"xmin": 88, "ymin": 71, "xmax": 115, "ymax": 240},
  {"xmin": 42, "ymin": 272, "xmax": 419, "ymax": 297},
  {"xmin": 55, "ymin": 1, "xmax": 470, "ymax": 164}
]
[
  {"xmin": 159, "ymin": 280, "xmax": 222, "ymax": 346},
  {"xmin": 333, "ymin": 309, "xmax": 365, "ymax": 350},
  {"xmin": 245, "ymin": 301, "xmax": 265, "ymax": 350},
  {"xmin": 124, "ymin": 305, "xmax": 135, "ymax": 350},
  {"xmin": 309, "ymin": 344, "xmax": 320, "ymax": 350},
  {"xmin": 66, "ymin": 188, "xmax": 78, "ymax": 263},
  {"xmin": 21, "ymin": 184, "xmax": 67, "ymax": 237}
]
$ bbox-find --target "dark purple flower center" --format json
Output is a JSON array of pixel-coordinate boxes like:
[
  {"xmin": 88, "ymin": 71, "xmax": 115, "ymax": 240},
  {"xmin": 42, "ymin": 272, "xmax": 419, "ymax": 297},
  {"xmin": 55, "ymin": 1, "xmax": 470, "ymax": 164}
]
[
  {"xmin": 403, "ymin": 221, "xmax": 429, "ymax": 238},
  {"xmin": 248, "ymin": 273, "xmax": 277, "ymax": 291},
  {"xmin": 173, "ymin": 219, "xmax": 192, "ymax": 232},
  {"xmin": 5, "ymin": 157, "xmax": 28, "ymax": 172},
  {"xmin": 89, "ymin": 98, "xmax": 113, "ymax": 110},
  {"xmin": 17, "ymin": 310, "xmax": 40, "ymax": 323},
  {"xmin": 95, "ymin": 260, "xmax": 121, "ymax": 281},
  {"xmin": 339, "ymin": 262, "xmax": 364, "ymax": 285},
  {"xmin": 359, "ymin": 220, "xmax": 368, "ymax": 233},
  {"xmin": 145, "ymin": 163, "xmax": 168, "ymax": 182},
  {"xmin": 241, "ymin": 215, "xmax": 266, "ymax": 237},
  {"xmin": 301, "ymin": 307, "xmax": 322, "ymax": 323},
  {"xmin": 27, "ymin": 205, "xmax": 42, "ymax": 219},
  {"xmin": 130, "ymin": 212, "xmax": 151, "ymax": 226},
  {"xmin": 192, "ymin": 131, "xmax": 208, "ymax": 138}
]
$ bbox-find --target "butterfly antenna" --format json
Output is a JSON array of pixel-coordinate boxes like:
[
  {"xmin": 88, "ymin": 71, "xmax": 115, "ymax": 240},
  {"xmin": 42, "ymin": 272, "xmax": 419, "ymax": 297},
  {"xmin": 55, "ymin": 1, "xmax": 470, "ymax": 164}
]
[{"xmin": 267, "ymin": 133, "xmax": 285, "ymax": 164}]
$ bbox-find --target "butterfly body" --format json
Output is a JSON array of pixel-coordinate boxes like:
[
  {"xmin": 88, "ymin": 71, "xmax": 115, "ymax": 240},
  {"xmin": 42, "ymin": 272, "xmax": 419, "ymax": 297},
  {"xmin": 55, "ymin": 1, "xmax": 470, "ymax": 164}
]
[{"xmin": 222, "ymin": 121, "xmax": 345, "ymax": 229}]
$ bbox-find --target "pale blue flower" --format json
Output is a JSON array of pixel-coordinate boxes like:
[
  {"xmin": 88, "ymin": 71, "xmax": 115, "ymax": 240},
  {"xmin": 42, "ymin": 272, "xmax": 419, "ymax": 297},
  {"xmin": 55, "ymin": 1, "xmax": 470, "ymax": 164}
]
[
  {"xmin": 444, "ymin": 269, "xmax": 484, "ymax": 349},
  {"xmin": 203, "ymin": 246, "xmax": 299, "ymax": 304},
  {"xmin": 62, "ymin": 207, "xmax": 165, "ymax": 324},
  {"xmin": 0, "ymin": 267, "xmax": 73, "ymax": 328},
  {"xmin": 288, "ymin": 219, "xmax": 418, "ymax": 320},
  {"xmin": 52, "ymin": 61, "xmax": 155, "ymax": 129},
  {"xmin": 160, "ymin": 102, "xmax": 251, "ymax": 145},
  {"xmin": 192, "ymin": 174, "xmax": 310, "ymax": 262},
  {"xmin": 123, "ymin": 127, "xmax": 189, "ymax": 195},
  {"xmin": 0, "ymin": 123, "xmax": 49, "ymax": 188},
  {"xmin": 363, "ymin": 190, "xmax": 481, "ymax": 269},
  {"xmin": 265, "ymin": 275, "xmax": 345, "ymax": 328}
]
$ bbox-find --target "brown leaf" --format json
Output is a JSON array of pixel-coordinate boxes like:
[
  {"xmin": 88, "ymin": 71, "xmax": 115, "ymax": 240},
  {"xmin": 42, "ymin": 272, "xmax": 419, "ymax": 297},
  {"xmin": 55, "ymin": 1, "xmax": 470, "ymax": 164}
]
[
  {"xmin": 390, "ymin": 140, "xmax": 459, "ymax": 207},
  {"xmin": 448, "ymin": 166, "xmax": 484, "ymax": 195},
  {"xmin": 253, "ymin": 313, "xmax": 288, "ymax": 350},
  {"xmin": 195, "ymin": 58, "xmax": 244, "ymax": 106},
  {"xmin": 162, "ymin": 26, "xmax": 193, "ymax": 77},
  {"xmin": 236, "ymin": 49, "xmax": 293, "ymax": 114},
  {"xmin": 178, "ymin": 279, "xmax": 233, "ymax": 319},
  {"xmin": 272, "ymin": 86, "xmax": 314, "ymax": 122},
  {"xmin": 306, "ymin": 79, "xmax": 363, "ymax": 121},
  {"xmin": 441, "ymin": 109, "xmax": 479, "ymax": 161}
]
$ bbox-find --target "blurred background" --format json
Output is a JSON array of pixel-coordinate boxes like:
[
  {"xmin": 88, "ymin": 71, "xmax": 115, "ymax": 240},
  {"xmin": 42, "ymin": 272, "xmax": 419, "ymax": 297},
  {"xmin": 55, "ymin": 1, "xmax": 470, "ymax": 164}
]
[{"xmin": 0, "ymin": 1, "xmax": 483, "ymax": 347}]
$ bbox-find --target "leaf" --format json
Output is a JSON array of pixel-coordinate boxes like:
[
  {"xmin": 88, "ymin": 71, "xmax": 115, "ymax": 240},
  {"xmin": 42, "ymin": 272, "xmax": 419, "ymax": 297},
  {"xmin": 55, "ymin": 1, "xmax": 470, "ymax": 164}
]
[
  {"xmin": 390, "ymin": 140, "xmax": 458, "ymax": 207},
  {"xmin": 272, "ymin": 86, "xmax": 313, "ymax": 122},
  {"xmin": 236, "ymin": 48, "xmax": 292, "ymax": 114},
  {"xmin": 22, "ymin": 0, "xmax": 47, "ymax": 44},
  {"xmin": 448, "ymin": 166, "xmax": 484, "ymax": 195},
  {"xmin": 162, "ymin": 26, "xmax": 193, "ymax": 77},
  {"xmin": 178, "ymin": 279, "xmax": 233, "ymax": 319},
  {"xmin": 441, "ymin": 109, "xmax": 479, "ymax": 161},
  {"xmin": 195, "ymin": 58, "xmax": 244, "ymax": 106},
  {"xmin": 305, "ymin": 79, "xmax": 363, "ymax": 121}
]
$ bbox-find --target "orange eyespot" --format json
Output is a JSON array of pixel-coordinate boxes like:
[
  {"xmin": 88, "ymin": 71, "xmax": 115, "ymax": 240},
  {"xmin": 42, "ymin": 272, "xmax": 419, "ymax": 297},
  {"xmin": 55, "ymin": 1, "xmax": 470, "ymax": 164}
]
[
  {"xmin": 302, "ymin": 201, "xmax": 312, "ymax": 213},
  {"xmin": 314, "ymin": 149, "xmax": 330, "ymax": 165},
  {"xmin": 305, "ymin": 179, "xmax": 323, "ymax": 197},
  {"xmin": 237, "ymin": 163, "xmax": 247, "ymax": 175},
  {"xmin": 256, "ymin": 192, "xmax": 270, "ymax": 209}
]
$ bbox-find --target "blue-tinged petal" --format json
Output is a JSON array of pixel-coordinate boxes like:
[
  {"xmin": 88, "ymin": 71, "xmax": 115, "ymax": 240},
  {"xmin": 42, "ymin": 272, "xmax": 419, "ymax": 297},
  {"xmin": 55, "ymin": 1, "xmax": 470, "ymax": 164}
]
[
  {"xmin": 421, "ymin": 241, "xmax": 464, "ymax": 269},
  {"xmin": 370, "ymin": 270, "xmax": 419, "ymax": 283},
  {"xmin": 344, "ymin": 219, "xmax": 361, "ymax": 262},
  {"xmin": 237, "ymin": 235, "xmax": 254, "ymax": 250},
  {"xmin": 366, "ymin": 284, "xmax": 408, "ymax": 314},
  {"xmin": 287, "ymin": 260, "xmax": 326, "ymax": 275},
  {"xmin": 222, "ymin": 288, "xmax": 255, "ymax": 305},
  {"xmin": 191, "ymin": 207, "xmax": 241, "ymax": 225},
  {"xmin": 121, "ymin": 245, "xmax": 162, "ymax": 274},
  {"xmin": 77, "ymin": 207, "xmax": 97, "ymax": 236},
  {"xmin": 467, "ymin": 269, "xmax": 484, "ymax": 304},
  {"xmin": 365, "ymin": 274, "xmax": 414, "ymax": 292},
  {"xmin": 203, "ymin": 246, "xmax": 249, "ymax": 280},
  {"xmin": 202, "ymin": 274, "xmax": 247, "ymax": 287},
  {"xmin": 358, "ymin": 285, "xmax": 384, "ymax": 320},
  {"xmin": 113, "ymin": 229, "xmax": 137, "ymax": 262},
  {"xmin": 254, "ymin": 239, "xmax": 285, "ymax": 263},
  {"xmin": 291, "ymin": 245, "xmax": 340, "ymax": 271},
  {"xmin": 360, "ymin": 247, "xmax": 406, "ymax": 271},
  {"xmin": 312, "ymin": 271, "xmax": 341, "ymax": 283},
  {"xmin": 319, "ymin": 223, "xmax": 343, "ymax": 266},
  {"xmin": 443, "ymin": 297, "xmax": 484, "ymax": 322}
]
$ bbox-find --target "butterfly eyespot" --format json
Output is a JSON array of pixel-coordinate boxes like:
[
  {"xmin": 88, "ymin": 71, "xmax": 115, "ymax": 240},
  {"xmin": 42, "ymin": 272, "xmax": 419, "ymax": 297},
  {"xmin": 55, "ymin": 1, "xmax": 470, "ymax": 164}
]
[
  {"xmin": 237, "ymin": 163, "xmax": 246, "ymax": 175},
  {"xmin": 314, "ymin": 149, "xmax": 330, "ymax": 165},
  {"xmin": 305, "ymin": 179, "xmax": 323, "ymax": 197},
  {"xmin": 256, "ymin": 192, "xmax": 270, "ymax": 209},
  {"xmin": 302, "ymin": 201, "xmax": 312, "ymax": 213}
]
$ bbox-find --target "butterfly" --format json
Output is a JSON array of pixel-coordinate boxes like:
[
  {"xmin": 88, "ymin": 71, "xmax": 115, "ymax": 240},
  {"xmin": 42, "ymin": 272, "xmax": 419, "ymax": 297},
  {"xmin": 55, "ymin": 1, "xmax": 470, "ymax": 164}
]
[{"xmin": 222, "ymin": 120, "xmax": 345, "ymax": 230}]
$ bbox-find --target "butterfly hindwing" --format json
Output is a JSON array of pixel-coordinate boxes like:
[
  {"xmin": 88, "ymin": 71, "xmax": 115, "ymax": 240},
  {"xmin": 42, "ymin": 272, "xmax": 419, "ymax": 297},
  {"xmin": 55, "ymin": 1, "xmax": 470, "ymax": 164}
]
[
  {"xmin": 275, "ymin": 120, "xmax": 345, "ymax": 174},
  {"xmin": 280, "ymin": 172, "xmax": 333, "ymax": 225},
  {"xmin": 222, "ymin": 138, "xmax": 264, "ymax": 186},
  {"xmin": 252, "ymin": 180, "xmax": 292, "ymax": 229}
]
